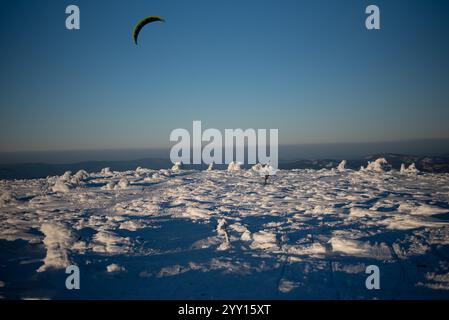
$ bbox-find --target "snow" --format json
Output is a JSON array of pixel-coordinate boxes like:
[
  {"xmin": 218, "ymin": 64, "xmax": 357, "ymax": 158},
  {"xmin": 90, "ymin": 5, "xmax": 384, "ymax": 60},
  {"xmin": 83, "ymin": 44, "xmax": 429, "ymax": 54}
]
[
  {"xmin": 37, "ymin": 223, "xmax": 78, "ymax": 272},
  {"xmin": 328, "ymin": 237, "xmax": 392, "ymax": 260},
  {"xmin": 101, "ymin": 167, "xmax": 112, "ymax": 176},
  {"xmin": 278, "ymin": 279, "xmax": 299, "ymax": 293},
  {"xmin": 92, "ymin": 231, "xmax": 131, "ymax": 254},
  {"xmin": 116, "ymin": 178, "xmax": 129, "ymax": 190},
  {"xmin": 401, "ymin": 163, "xmax": 419, "ymax": 174},
  {"xmin": 337, "ymin": 160, "xmax": 347, "ymax": 172},
  {"xmin": 250, "ymin": 231, "xmax": 279, "ymax": 250},
  {"xmin": 227, "ymin": 161, "xmax": 242, "ymax": 172},
  {"xmin": 362, "ymin": 157, "xmax": 391, "ymax": 172},
  {"xmin": 52, "ymin": 178, "xmax": 73, "ymax": 193},
  {"xmin": 216, "ymin": 219, "xmax": 231, "ymax": 251},
  {"xmin": 106, "ymin": 263, "xmax": 126, "ymax": 273},
  {"xmin": 1, "ymin": 165, "xmax": 449, "ymax": 299},
  {"xmin": 0, "ymin": 191, "xmax": 16, "ymax": 206},
  {"xmin": 171, "ymin": 162, "xmax": 182, "ymax": 172}
]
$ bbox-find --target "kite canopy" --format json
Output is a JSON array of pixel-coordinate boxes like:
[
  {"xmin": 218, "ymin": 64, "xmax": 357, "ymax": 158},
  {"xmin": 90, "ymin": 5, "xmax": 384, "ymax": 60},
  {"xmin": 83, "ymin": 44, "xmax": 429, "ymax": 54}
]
[{"xmin": 132, "ymin": 16, "xmax": 165, "ymax": 45}]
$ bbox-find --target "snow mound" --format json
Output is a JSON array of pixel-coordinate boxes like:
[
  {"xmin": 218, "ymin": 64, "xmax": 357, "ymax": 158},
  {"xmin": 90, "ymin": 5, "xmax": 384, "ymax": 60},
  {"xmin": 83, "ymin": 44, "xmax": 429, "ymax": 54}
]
[
  {"xmin": 102, "ymin": 181, "xmax": 116, "ymax": 190},
  {"xmin": 37, "ymin": 223, "xmax": 78, "ymax": 272},
  {"xmin": 328, "ymin": 237, "xmax": 392, "ymax": 260},
  {"xmin": 216, "ymin": 219, "xmax": 230, "ymax": 251},
  {"xmin": 101, "ymin": 167, "xmax": 113, "ymax": 176},
  {"xmin": 92, "ymin": 231, "xmax": 131, "ymax": 254},
  {"xmin": 60, "ymin": 171, "xmax": 72, "ymax": 182},
  {"xmin": 250, "ymin": 231, "xmax": 278, "ymax": 250},
  {"xmin": 52, "ymin": 178, "xmax": 73, "ymax": 193},
  {"xmin": 115, "ymin": 178, "xmax": 129, "ymax": 190},
  {"xmin": 337, "ymin": 160, "xmax": 347, "ymax": 172},
  {"xmin": 0, "ymin": 191, "xmax": 17, "ymax": 206},
  {"xmin": 119, "ymin": 220, "xmax": 146, "ymax": 231},
  {"xmin": 419, "ymin": 272, "xmax": 449, "ymax": 290},
  {"xmin": 398, "ymin": 202, "xmax": 448, "ymax": 216},
  {"xmin": 278, "ymin": 279, "xmax": 299, "ymax": 293},
  {"xmin": 106, "ymin": 263, "xmax": 126, "ymax": 273},
  {"xmin": 251, "ymin": 163, "xmax": 264, "ymax": 172},
  {"xmin": 229, "ymin": 223, "xmax": 252, "ymax": 241},
  {"xmin": 361, "ymin": 158, "xmax": 391, "ymax": 172},
  {"xmin": 259, "ymin": 164, "xmax": 277, "ymax": 177},
  {"xmin": 171, "ymin": 162, "xmax": 182, "ymax": 172},
  {"xmin": 70, "ymin": 170, "xmax": 89, "ymax": 184},
  {"xmin": 183, "ymin": 207, "xmax": 212, "ymax": 220},
  {"xmin": 284, "ymin": 243, "xmax": 327, "ymax": 256},
  {"xmin": 400, "ymin": 163, "xmax": 419, "ymax": 174},
  {"xmin": 227, "ymin": 161, "xmax": 242, "ymax": 172},
  {"xmin": 74, "ymin": 170, "xmax": 89, "ymax": 180},
  {"xmin": 136, "ymin": 167, "xmax": 152, "ymax": 175}
]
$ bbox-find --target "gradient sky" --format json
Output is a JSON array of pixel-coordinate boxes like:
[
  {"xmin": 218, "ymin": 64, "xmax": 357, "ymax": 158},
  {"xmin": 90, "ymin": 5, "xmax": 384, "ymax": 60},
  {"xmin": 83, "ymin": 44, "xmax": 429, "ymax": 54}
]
[{"xmin": 1, "ymin": 0, "xmax": 449, "ymax": 152}]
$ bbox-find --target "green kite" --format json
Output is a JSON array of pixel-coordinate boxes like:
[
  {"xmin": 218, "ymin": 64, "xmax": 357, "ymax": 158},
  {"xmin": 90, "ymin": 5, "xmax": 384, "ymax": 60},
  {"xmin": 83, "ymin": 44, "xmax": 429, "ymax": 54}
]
[{"xmin": 132, "ymin": 16, "xmax": 165, "ymax": 45}]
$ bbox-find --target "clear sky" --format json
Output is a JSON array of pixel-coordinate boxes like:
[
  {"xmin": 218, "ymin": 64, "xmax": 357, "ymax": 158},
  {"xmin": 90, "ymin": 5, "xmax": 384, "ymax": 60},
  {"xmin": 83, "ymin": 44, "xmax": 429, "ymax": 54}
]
[{"xmin": 1, "ymin": 0, "xmax": 449, "ymax": 152}]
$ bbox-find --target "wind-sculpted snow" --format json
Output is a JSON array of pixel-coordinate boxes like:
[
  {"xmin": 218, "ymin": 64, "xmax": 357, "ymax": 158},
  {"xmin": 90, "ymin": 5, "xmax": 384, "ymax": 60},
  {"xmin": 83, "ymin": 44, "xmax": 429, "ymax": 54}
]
[{"xmin": 1, "ymin": 165, "xmax": 449, "ymax": 299}]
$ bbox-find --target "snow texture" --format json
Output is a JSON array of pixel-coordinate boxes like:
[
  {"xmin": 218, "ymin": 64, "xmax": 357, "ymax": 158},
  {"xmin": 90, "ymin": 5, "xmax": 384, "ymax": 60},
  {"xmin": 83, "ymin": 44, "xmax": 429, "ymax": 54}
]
[{"xmin": 1, "ymin": 162, "xmax": 449, "ymax": 299}]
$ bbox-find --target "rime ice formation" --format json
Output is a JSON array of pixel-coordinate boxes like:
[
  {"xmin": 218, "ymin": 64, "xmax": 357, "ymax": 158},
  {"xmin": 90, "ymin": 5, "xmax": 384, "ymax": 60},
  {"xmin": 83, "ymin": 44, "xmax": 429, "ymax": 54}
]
[
  {"xmin": 401, "ymin": 163, "xmax": 419, "ymax": 174},
  {"xmin": 337, "ymin": 160, "xmax": 347, "ymax": 172},
  {"xmin": 362, "ymin": 158, "xmax": 392, "ymax": 172},
  {"xmin": 171, "ymin": 162, "xmax": 182, "ymax": 172},
  {"xmin": 227, "ymin": 161, "xmax": 242, "ymax": 172}
]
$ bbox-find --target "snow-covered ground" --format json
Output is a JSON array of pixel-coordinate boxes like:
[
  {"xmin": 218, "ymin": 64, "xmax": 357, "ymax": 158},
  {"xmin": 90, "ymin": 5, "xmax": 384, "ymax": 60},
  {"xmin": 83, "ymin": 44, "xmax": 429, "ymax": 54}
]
[{"xmin": 1, "ymin": 162, "xmax": 449, "ymax": 299}]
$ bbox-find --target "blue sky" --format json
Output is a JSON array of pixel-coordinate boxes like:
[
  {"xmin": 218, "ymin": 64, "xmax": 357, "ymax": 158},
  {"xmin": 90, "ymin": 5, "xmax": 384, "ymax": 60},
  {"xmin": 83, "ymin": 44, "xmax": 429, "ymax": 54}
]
[{"xmin": 1, "ymin": 0, "xmax": 449, "ymax": 151}]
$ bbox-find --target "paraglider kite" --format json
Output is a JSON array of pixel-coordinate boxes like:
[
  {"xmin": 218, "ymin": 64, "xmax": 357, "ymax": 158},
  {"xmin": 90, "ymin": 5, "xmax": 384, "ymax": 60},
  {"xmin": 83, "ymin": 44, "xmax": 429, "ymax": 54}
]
[{"xmin": 132, "ymin": 16, "xmax": 165, "ymax": 45}]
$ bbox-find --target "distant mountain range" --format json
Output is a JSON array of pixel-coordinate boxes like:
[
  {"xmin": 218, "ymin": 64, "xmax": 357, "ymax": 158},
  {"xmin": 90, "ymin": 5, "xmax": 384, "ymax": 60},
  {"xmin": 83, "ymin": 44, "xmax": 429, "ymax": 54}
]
[{"xmin": 1, "ymin": 153, "xmax": 449, "ymax": 180}]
